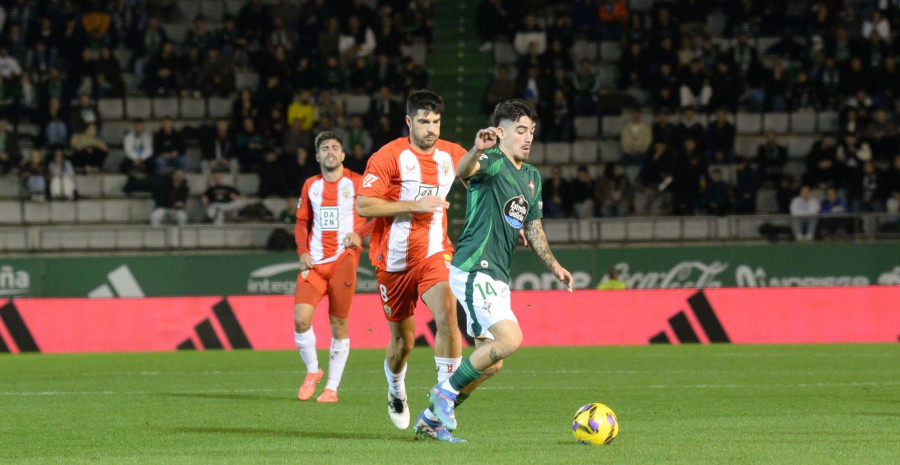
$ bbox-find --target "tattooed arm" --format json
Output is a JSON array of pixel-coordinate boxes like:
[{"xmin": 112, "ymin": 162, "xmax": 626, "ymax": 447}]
[{"xmin": 522, "ymin": 219, "xmax": 573, "ymax": 292}]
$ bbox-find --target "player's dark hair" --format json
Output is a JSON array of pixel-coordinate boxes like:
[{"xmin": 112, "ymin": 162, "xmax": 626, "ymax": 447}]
[
  {"xmin": 406, "ymin": 89, "xmax": 444, "ymax": 117},
  {"xmin": 491, "ymin": 99, "xmax": 538, "ymax": 127},
  {"xmin": 315, "ymin": 131, "xmax": 343, "ymax": 152}
]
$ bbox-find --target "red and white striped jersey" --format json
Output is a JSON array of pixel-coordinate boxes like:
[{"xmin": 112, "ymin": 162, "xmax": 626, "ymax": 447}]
[
  {"xmin": 295, "ymin": 170, "xmax": 367, "ymax": 265},
  {"xmin": 359, "ymin": 137, "xmax": 467, "ymax": 272}
]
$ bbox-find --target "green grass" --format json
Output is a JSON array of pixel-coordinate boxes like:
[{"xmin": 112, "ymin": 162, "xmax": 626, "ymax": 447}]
[{"xmin": 2, "ymin": 345, "xmax": 898, "ymax": 464}]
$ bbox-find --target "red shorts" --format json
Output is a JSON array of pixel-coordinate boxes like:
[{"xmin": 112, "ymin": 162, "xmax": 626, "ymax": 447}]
[
  {"xmin": 294, "ymin": 249, "xmax": 360, "ymax": 318},
  {"xmin": 376, "ymin": 252, "xmax": 452, "ymax": 322}
]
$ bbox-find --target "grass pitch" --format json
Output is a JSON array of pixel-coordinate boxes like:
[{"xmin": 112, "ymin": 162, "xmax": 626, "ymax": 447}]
[{"xmin": 1, "ymin": 344, "xmax": 898, "ymax": 464}]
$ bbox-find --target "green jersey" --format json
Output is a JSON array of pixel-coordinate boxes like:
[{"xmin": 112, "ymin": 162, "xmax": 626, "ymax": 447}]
[{"xmin": 451, "ymin": 147, "xmax": 543, "ymax": 282}]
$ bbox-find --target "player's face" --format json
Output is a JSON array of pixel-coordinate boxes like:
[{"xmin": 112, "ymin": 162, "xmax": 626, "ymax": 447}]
[
  {"xmin": 406, "ymin": 110, "xmax": 441, "ymax": 151},
  {"xmin": 316, "ymin": 139, "xmax": 345, "ymax": 171},
  {"xmin": 499, "ymin": 116, "xmax": 536, "ymax": 163}
]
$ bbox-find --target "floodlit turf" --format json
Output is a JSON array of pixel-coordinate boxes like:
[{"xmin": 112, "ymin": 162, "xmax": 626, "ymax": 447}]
[{"xmin": 2, "ymin": 344, "xmax": 898, "ymax": 464}]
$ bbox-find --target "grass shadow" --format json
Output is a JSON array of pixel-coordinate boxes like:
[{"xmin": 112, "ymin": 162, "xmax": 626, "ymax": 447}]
[{"xmin": 165, "ymin": 426, "xmax": 408, "ymax": 441}]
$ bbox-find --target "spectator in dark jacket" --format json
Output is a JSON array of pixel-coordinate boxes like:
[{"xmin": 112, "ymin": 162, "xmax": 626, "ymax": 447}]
[
  {"xmin": 756, "ymin": 130, "xmax": 788, "ymax": 185},
  {"xmin": 150, "ymin": 169, "xmax": 189, "ymax": 227}
]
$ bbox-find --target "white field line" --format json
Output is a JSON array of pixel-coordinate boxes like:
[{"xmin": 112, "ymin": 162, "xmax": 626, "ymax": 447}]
[{"xmin": 2, "ymin": 380, "xmax": 899, "ymax": 397}]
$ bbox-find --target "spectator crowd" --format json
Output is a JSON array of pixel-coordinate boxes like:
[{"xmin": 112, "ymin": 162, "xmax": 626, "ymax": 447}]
[{"xmin": 479, "ymin": 0, "xmax": 900, "ymax": 237}]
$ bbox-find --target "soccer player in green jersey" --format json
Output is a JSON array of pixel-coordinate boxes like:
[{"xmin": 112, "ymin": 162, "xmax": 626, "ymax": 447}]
[{"xmin": 419, "ymin": 99, "xmax": 574, "ymax": 438}]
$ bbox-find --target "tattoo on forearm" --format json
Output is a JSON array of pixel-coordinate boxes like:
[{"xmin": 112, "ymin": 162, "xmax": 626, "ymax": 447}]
[
  {"xmin": 489, "ymin": 348, "xmax": 501, "ymax": 362},
  {"xmin": 523, "ymin": 220, "xmax": 556, "ymax": 270}
]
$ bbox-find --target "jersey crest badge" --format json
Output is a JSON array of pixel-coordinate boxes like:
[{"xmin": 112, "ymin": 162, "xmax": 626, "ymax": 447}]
[
  {"xmin": 441, "ymin": 160, "xmax": 451, "ymax": 177},
  {"xmin": 340, "ymin": 185, "xmax": 352, "ymax": 199}
]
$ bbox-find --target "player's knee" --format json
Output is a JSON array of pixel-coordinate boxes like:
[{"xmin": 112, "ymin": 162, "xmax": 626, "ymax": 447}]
[{"xmin": 294, "ymin": 318, "xmax": 312, "ymax": 333}]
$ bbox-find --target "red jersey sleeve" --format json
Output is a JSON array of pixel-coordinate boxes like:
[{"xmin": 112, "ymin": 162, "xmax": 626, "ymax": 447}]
[
  {"xmin": 294, "ymin": 179, "xmax": 314, "ymax": 256},
  {"xmin": 358, "ymin": 140, "xmax": 399, "ymax": 199}
]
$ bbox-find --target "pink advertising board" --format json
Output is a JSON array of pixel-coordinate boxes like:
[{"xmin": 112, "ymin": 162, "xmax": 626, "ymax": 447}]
[{"xmin": 1, "ymin": 287, "xmax": 898, "ymax": 354}]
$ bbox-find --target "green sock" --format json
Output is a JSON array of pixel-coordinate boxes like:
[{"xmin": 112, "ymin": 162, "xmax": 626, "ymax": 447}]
[
  {"xmin": 454, "ymin": 392, "xmax": 470, "ymax": 408},
  {"xmin": 448, "ymin": 358, "xmax": 482, "ymax": 392}
]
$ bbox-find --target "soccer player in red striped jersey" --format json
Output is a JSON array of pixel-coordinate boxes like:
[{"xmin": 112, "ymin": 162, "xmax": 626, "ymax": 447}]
[
  {"xmin": 357, "ymin": 90, "xmax": 466, "ymax": 441},
  {"xmin": 294, "ymin": 131, "xmax": 373, "ymax": 403}
]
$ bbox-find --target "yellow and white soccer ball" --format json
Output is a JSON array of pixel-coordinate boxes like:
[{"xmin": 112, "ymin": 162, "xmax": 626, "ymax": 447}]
[{"xmin": 572, "ymin": 403, "xmax": 619, "ymax": 445}]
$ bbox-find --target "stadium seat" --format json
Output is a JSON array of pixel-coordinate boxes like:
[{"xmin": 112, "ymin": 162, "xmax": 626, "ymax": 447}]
[
  {"xmin": 235, "ymin": 70, "xmax": 259, "ymax": 90},
  {"xmin": 165, "ymin": 23, "xmax": 189, "ymax": 43},
  {"xmin": 763, "ymin": 113, "xmax": 789, "ymax": 133},
  {"xmin": 598, "ymin": 140, "xmax": 621, "ymax": 163},
  {"xmin": 103, "ymin": 199, "xmax": 131, "ymax": 222},
  {"xmin": 0, "ymin": 229, "xmax": 27, "ymax": 251},
  {"xmin": 574, "ymin": 116, "xmax": 598, "ymax": 138},
  {"xmin": 180, "ymin": 97, "xmax": 206, "ymax": 119},
  {"xmin": 208, "ymin": 97, "xmax": 232, "ymax": 119},
  {"xmin": 152, "ymin": 97, "xmax": 179, "ymax": 118},
  {"xmin": 653, "ymin": 218, "xmax": 682, "ymax": 240},
  {"xmin": 758, "ymin": 188, "xmax": 778, "ymax": 212},
  {"xmin": 0, "ymin": 200, "xmax": 22, "ymax": 224},
  {"xmin": 572, "ymin": 140, "xmax": 598, "ymax": 163},
  {"xmin": 570, "ymin": 39, "xmax": 598, "ymax": 62},
  {"xmin": 104, "ymin": 149, "xmax": 126, "ymax": 173},
  {"xmin": 185, "ymin": 148, "xmax": 203, "ymax": 171},
  {"xmin": 113, "ymin": 48, "xmax": 131, "ymax": 71},
  {"xmin": 23, "ymin": 201, "xmax": 51, "ymax": 224},
  {"xmin": 597, "ymin": 64, "xmax": 618, "ymax": 87},
  {"xmin": 122, "ymin": 73, "xmax": 139, "ymax": 93},
  {"xmin": 492, "ymin": 41, "xmax": 517, "ymax": 65},
  {"xmin": 126, "ymin": 97, "xmax": 152, "ymax": 119},
  {"xmin": 736, "ymin": 112, "xmax": 762, "ymax": 134},
  {"xmin": 75, "ymin": 175, "xmax": 102, "ymax": 198},
  {"xmin": 0, "ymin": 174, "xmax": 21, "ymax": 198},
  {"xmin": 128, "ymin": 199, "xmax": 155, "ymax": 222},
  {"xmin": 88, "ymin": 229, "xmax": 117, "ymax": 249},
  {"xmin": 236, "ymin": 174, "xmax": 260, "ymax": 195},
  {"xmin": 528, "ymin": 142, "xmax": 546, "ymax": 164},
  {"xmin": 186, "ymin": 173, "xmax": 208, "ymax": 194},
  {"xmin": 786, "ymin": 135, "xmax": 817, "ymax": 158},
  {"xmin": 790, "ymin": 111, "xmax": 817, "ymax": 133},
  {"xmin": 682, "ymin": 218, "xmax": 711, "ymax": 240},
  {"xmin": 262, "ymin": 198, "xmax": 288, "ymax": 217},
  {"xmin": 199, "ymin": 228, "xmax": 227, "ymax": 248},
  {"xmin": 818, "ymin": 111, "xmax": 838, "ymax": 132},
  {"xmin": 200, "ymin": 0, "xmax": 225, "ymax": 20},
  {"xmin": 626, "ymin": 219, "xmax": 653, "ymax": 241},
  {"xmin": 102, "ymin": 174, "xmax": 128, "ymax": 197},
  {"xmin": 344, "ymin": 94, "xmax": 372, "ymax": 115},
  {"xmin": 102, "ymin": 122, "xmax": 128, "ymax": 146},
  {"xmin": 76, "ymin": 200, "xmax": 105, "ymax": 223},
  {"xmin": 734, "ymin": 136, "xmax": 765, "ymax": 158},
  {"xmin": 599, "ymin": 42, "xmax": 621, "ymax": 62},
  {"xmin": 543, "ymin": 142, "xmax": 572, "ymax": 164},
  {"xmin": 49, "ymin": 201, "xmax": 77, "ymax": 224},
  {"xmin": 400, "ymin": 40, "xmax": 428, "ymax": 66},
  {"xmin": 601, "ymin": 115, "xmax": 625, "ymax": 137},
  {"xmin": 541, "ymin": 219, "xmax": 572, "ymax": 243},
  {"xmin": 599, "ymin": 220, "xmax": 626, "ymax": 241},
  {"xmin": 178, "ymin": 0, "xmax": 200, "ymax": 20},
  {"xmin": 98, "ymin": 98, "xmax": 125, "ymax": 120},
  {"xmin": 116, "ymin": 229, "xmax": 145, "ymax": 248}
]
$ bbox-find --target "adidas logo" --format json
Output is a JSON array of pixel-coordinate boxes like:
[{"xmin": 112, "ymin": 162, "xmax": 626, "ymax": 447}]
[
  {"xmin": 88, "ymin": 265, "xmax": 145, "ymax": 298},
  {"xmin": 0, "ymin": 300, "xmax": 39, "ymax": 353},
  {"xmin": 649, "ymin": 291, "xmax": 730, "ymax": 344},
  {"xmin": 176, "ymin": 298, "xmax": 252, "ymax": 350}
]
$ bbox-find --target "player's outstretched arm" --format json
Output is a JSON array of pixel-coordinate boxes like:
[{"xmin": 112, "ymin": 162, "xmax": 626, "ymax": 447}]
[
  {"xmin": 357, "ymin": 194, "xmax": 450, "ymax": 218},
  {"xmin": 523, "ymin": 219, "xmax": 573, "ymax": 292},
  {"xmin": 457, "ymin": 127, "xmax": 499, "ymax": 180}
]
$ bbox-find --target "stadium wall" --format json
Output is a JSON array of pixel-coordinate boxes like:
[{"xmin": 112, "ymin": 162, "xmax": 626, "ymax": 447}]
[
  {"xmin": 1, "ymin": 242, "xmax": 899, "ymax": 298},
  {"xmin": 2, "ymin": 287, "xmax": 898, "ymax": 354}
]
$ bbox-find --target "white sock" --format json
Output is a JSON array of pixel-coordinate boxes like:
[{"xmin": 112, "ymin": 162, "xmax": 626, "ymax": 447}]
[
  {"xmin": 384, "ymin": 359, "xmax": 407, "ymax": 399},
  {"xmin": 294, "ymin": 328, "xmax": 318, "ymax": 373},
  {"xmin": 324, "ymin": 338, "xmax": 350, "ymax": 391},
  {"xmin": 435, "ymin": 356, "xmax": 462, "ymax": 383},
  {"xmin": 439, "ymin": 379, "xmax": 460, "ymax": 395}
]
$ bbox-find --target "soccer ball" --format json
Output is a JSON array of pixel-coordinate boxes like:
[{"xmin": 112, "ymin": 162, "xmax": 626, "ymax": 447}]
[{"xmin": 572, "ymin": 403, "xmax": 619, "ymax": 445}]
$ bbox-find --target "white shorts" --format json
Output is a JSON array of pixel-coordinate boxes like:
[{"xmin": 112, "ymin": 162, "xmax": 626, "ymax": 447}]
[{"xmin": 449, "ymin": 265, "xmax": 517, "ymax": 340}]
